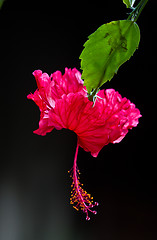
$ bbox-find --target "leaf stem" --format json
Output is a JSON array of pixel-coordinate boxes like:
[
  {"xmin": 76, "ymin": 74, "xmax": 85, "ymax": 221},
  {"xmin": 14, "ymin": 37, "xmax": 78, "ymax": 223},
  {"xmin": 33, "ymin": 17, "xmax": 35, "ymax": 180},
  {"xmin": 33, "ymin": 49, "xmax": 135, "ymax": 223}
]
[{"xmin": 127, "ymin": 0, "xmax": 149, "ymax": 22}]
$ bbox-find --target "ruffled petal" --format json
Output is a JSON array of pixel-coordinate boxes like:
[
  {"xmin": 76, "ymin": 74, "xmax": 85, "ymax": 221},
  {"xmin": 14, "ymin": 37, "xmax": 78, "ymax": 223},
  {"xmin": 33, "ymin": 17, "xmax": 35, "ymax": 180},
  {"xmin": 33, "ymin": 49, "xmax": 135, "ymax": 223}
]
[
  {"xmin": 33, "ymin": 70, "xmax": 51, "ymax": 89},
  {"xmin": 48, "ymin": 90, "xmax": 141, "ymax": 157},
  {"xmin": 28, "ymin": 68, "xmax": 85, "ymax": 110},
  {"xmin": 27, "ymin": 68, "xmax": 85, "ymax": 135},
  {"xmin": 27, "ymin": 90, "xmax": 49, "ymax": 111},
  {"xmin": 49, "ymin": 68, "xmax": 85, "ymax": 100},
  {"xmin": 28, "ymin": 68, "xmax": 141, "ymax": 156},
  {"xmin": 34, "ymin": 116, "xmax": 54, "ymax": 136},
  {"xmin": 96, "ymin": 89, "xmax": 142, "ymax": 143},
  {"xmin": 48, "ymin": 93, "xmax": 107, "ymax": 156}
]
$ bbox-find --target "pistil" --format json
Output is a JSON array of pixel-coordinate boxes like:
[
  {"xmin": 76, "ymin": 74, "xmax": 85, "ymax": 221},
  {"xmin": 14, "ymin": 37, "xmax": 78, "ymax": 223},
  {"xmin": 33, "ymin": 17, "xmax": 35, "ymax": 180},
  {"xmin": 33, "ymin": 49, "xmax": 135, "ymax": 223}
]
[{"xmin": 69, "ymin": 142, "xmax": 99, "ymax": 220}]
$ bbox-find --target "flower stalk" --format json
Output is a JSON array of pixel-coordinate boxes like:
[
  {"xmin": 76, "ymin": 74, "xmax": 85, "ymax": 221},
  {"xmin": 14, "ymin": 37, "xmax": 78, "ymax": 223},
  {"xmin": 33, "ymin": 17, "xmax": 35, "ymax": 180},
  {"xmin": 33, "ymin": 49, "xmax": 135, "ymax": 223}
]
[{"xmin": 127, "ymin": 0, "xmax": 149, "ymax": 22}]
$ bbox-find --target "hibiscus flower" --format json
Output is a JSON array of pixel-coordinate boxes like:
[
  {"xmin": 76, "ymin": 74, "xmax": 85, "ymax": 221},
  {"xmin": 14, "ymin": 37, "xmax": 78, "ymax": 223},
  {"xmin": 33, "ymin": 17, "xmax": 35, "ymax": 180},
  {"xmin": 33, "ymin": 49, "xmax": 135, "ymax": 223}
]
[{"xmin": 27, "ymin": 68, "xmax": 141, "ymax": 220}]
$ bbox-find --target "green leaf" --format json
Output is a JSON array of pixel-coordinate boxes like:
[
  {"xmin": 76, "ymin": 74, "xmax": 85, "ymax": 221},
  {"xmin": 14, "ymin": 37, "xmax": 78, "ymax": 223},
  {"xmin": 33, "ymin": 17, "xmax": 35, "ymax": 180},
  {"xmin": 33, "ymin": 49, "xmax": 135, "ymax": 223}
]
[
  {"xmin": 80, "ymin": 20, "xmax": 140, "ymax": 94},
  {"xmin": 123, "ymin": 0, "xmax": 136, "ymax": 8}
]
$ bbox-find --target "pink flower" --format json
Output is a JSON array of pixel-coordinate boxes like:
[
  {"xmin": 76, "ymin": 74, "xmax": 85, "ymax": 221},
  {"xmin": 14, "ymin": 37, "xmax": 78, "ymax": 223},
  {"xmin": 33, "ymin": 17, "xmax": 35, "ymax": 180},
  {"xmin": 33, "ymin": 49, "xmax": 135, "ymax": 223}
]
[{"xmin": 27, "ymin": 68, "xmax": 141, "ymax": 220}]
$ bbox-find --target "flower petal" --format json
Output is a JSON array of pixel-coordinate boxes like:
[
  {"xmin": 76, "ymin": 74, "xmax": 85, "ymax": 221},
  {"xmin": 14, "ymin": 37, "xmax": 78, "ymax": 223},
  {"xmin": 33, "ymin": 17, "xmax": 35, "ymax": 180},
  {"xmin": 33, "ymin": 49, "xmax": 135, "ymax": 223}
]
[
  {"xmin": 48, "ymin": 90, "xmax": 141, "ymax": 157},
  {"xmin": 34, "ymin": 116, "xmax": 54, "ymax": 136},
  {"xmin": 28, "ymin": 68, "xmax": 141, "ymax": 156},
  {"xmin": 49, "ymin": 68, "xmax": 85, "ymax": 100},
  {"xmin": 33, "ymin": 70, "xmax": 51, "ymax": 89}
]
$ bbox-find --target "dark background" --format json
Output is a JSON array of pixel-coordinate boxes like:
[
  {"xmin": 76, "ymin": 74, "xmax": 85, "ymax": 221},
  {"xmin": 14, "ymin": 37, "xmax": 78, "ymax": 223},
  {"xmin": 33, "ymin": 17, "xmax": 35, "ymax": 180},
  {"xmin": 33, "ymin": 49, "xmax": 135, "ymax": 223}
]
[{"xmin": 0, "ymin": 1, "xmax": 157, "ymax": 239}]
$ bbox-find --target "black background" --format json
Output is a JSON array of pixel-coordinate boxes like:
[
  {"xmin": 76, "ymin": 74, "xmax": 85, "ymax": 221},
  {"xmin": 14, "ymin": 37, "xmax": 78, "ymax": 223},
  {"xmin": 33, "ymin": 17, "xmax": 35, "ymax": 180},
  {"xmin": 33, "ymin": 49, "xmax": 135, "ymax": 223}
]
[{"xmin": 0, "ymin": 1, "xmax": 157, "ymax": 240}]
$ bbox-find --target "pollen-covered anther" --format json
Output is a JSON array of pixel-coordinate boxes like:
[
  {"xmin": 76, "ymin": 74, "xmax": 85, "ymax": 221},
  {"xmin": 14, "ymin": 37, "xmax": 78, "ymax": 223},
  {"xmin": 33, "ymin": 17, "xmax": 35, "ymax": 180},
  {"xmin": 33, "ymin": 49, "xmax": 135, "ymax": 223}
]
[{"xmin": 69, "ymin": 166, "xmax": 98, "ymax": 220}]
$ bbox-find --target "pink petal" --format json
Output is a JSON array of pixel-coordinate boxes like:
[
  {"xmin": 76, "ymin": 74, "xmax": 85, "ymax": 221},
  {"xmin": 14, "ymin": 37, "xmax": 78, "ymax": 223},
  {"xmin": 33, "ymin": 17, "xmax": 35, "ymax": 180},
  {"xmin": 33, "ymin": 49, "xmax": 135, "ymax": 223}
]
[
  {"xmin": 33, "ymin": 70, "xmax": 51, "ymax": 89},
  {"xmin": 28, "ymin": 68, "xmax": 141, "ymax": 156},
  {"xmin": 49, "ymin": 68, "xmax": 85, "ymax": 100},
  {"xmin": 34, "ymin": 117, "xmax": 54, "ymax": 136},
  {"xmin": 27, "ymin": 90, "xmax": 48, "ymax": 111},
  {"xmin": 27, "ymin": 68, "xmax": 85, "ymax": 136},
  {"xmin": 48, "ymin": 90, "xmax": 141, "ymax": 157}
]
